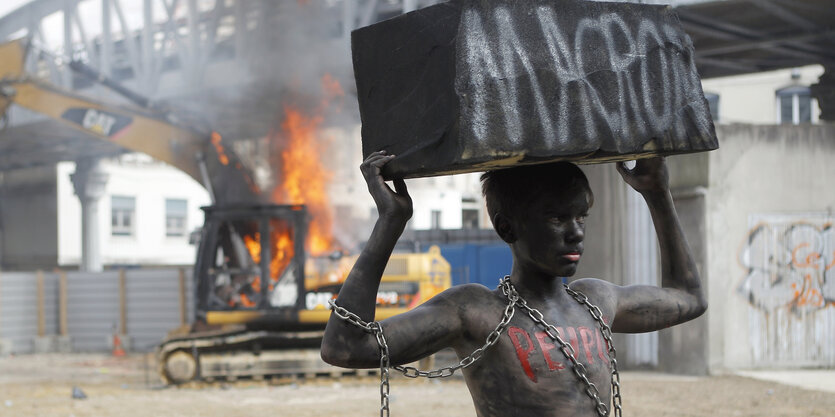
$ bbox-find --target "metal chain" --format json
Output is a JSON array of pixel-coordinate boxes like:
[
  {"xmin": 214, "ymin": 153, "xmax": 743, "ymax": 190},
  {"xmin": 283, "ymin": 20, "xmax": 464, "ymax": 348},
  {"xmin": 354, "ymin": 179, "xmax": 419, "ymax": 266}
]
[
  {"xmin": 327, "ymin": 302, "xmax": 391, "ymax": 417},
  {"xmin": 329, "ymin": 288, "xmax": 519, "ymax": 416},
  {"xmin": 501, "ymin": 278, "xmax": 622, "ymax": 417},
  {"xmin": 372, "ymin": 322, "xmax": 391, "ymax": 417},
  {"xmin": 393, "ymin": 287, "xmax": 519, "ymax": 378},
  {"xmin": 563, "ymin": 285, "xmax": 623, "ymax": 417},
  {"xmin": 329, "ymin": 276, "xmax": 622, "ymax": 417}
]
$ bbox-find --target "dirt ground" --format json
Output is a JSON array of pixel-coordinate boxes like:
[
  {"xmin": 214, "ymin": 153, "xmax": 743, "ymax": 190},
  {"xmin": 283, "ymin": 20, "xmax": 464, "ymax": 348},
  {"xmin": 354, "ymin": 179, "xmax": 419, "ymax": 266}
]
[{"xmin": 1, "ymin": 354, "xmax": 833, "ymax": 417}]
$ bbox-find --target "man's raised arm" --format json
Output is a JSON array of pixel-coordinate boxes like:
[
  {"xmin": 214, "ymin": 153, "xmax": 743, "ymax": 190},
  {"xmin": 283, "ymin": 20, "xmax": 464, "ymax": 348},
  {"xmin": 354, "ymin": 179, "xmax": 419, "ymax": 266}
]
[
  {"xmin": 321, "ymin": 151, "xmax": 412, "ymax": 367},
  {"xmin": 609, "ymin": 157, "xmax": 708, "ymax": 333},
  {"xmin": 321, "ymin": 151, "xmax": 463, "ymax": 368}
]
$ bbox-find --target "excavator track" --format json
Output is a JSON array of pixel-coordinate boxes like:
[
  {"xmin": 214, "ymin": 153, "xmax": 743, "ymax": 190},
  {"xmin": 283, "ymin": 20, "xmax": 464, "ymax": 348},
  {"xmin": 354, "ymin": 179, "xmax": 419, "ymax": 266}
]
[{"xmin": 157, "ymin": 328, "xmax": 364, "ymax": 384}]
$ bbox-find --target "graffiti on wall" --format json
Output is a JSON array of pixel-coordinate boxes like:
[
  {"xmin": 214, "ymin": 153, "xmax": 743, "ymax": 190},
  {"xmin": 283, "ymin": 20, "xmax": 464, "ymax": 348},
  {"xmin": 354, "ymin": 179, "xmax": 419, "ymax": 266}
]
[{"xmin": 737, "ymin": 216, "xmax": 834, "ymax": 313}]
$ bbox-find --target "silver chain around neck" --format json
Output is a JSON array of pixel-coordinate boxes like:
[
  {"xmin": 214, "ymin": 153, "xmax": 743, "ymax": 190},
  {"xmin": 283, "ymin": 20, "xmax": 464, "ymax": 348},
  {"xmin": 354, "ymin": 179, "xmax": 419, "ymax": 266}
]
[{"xmin": 329, "ymin": 276, "xmax": 622, "ymax": 417}]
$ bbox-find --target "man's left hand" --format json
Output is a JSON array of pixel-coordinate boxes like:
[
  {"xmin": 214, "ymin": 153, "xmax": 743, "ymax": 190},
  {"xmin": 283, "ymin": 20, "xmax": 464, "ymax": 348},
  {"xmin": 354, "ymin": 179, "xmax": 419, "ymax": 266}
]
[{"xmin": 616, "ymin": 157, "xmax": 669, "ymax": 194}]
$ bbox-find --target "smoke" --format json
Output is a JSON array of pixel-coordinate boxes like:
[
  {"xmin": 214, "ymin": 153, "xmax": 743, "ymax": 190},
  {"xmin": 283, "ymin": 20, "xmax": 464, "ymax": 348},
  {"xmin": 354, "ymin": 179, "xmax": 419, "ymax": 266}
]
[
  {"xmin": 169, "ymin": 1, "xmax": 357, "ymax": 138},
  {"xmin": 247, "ymin": 1, "xmax": 356, "ymax": 122},
  {"xmin": 163, "ymin": 1, "xmax": 370, "ymax": 251}
]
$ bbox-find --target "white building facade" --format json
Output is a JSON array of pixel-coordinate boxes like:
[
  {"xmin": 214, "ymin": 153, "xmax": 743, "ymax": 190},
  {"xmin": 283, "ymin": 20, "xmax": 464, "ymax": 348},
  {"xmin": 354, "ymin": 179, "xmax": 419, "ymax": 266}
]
[
  {"xmin": 702, "ymin": 65, "xmax": 824, "ymax": 125},
  {"xmin": 56, "ymin": 154, "xmax": 210, "ymax": 267}
]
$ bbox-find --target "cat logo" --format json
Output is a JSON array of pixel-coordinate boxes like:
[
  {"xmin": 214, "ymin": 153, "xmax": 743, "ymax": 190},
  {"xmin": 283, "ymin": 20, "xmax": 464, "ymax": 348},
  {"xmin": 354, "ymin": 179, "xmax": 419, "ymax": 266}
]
[
  {"xmin": 82, "ymin": 109, "xmax": 117, "ymax": 135},
  {"xmin": 61, "ymin": 107, "xmax": 133, "ymax": 138}
]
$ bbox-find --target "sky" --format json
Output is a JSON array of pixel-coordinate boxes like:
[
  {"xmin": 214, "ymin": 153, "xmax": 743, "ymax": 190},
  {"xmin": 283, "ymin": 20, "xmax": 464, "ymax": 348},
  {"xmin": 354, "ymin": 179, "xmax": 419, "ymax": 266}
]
[
  {"xmin": 0, "ymin": 0, "xmax": 32, "ymax": 18},
  {"xmin": 0, "ymin": 0, "xmax": 194, "ymax": 50}
]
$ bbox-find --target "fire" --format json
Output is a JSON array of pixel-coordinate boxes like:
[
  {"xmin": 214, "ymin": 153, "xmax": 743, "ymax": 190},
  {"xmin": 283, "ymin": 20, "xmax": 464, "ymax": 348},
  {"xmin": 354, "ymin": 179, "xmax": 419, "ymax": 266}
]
[
  {"xmin": 232, "ymin": 74, "xmax": 344, "ymax": 308},
  {"xmin": 267, "ymin": 74, "xmax": 344, "ymax": 256},
  {"xmin": 238, "ymin": 73, "xmax": 342, "ymax": 301},
  {"xmin": 273, "ymin": 107, "xmax": 333, "ymax": 254},
  {"xmin": 242, "ymin": 225, "xmax": 295, "ymax": 290},
  {"xmin": 210, "ymin": 131, "xmax": 229, "ymax": 165},
  {"xmin": 243, "ymin": 229, "xmax": 294, "ymax": 277}
]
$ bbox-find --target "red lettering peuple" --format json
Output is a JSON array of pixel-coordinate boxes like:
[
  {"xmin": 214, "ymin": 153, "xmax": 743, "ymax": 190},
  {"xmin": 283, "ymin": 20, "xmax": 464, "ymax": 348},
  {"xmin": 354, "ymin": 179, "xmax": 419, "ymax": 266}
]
[{"xmin": 509, "ymin": 325, "xmax": 604, "ymax": 382}]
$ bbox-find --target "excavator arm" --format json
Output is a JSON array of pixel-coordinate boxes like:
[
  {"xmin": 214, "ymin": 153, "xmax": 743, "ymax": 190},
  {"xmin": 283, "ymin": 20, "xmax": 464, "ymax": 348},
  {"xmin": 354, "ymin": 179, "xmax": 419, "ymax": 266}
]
[{"xmin": 0, "ymin": 38, "xmax": 261, "ymax": 206}]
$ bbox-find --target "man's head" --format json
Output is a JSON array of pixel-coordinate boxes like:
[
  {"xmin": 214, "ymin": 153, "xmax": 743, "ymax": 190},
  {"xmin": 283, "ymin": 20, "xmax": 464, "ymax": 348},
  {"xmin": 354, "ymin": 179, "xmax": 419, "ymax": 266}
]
[
  {"xmin": 481, "ymin": 162, "xmax": 593, "ymax": 277},
  {"xmin": 481, "ymin": 162, "xmax": 593, "ymax": 228}
]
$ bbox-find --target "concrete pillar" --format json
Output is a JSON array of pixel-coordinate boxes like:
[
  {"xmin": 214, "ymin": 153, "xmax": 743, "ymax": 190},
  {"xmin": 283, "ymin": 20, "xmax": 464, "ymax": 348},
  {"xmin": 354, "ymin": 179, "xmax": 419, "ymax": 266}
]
[{"xmin": 71, "ymin": 159, "xmax": 109, "ymax": 272}]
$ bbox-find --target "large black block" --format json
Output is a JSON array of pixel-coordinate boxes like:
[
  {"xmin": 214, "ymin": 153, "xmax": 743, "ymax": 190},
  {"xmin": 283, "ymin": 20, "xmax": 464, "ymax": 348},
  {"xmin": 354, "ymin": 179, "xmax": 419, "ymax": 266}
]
[{"xmin": 352, "ymin": 0, "xmax": 718, "ymax": 179}]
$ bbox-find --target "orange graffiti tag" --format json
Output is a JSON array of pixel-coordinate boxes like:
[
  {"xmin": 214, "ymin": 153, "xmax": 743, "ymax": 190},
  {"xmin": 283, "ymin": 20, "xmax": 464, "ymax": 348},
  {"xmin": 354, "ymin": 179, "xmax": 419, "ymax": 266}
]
[{"xmin": 790, "ymin": 274, "xmax": 824, "ymax": 308}]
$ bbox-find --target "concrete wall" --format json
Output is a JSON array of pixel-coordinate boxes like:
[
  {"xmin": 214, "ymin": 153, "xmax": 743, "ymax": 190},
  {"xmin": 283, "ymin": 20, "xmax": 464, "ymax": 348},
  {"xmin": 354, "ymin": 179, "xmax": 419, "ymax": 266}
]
[
  {"xmin": 577, "ymin": 124, "xmax": 835, "ymax": 373},
  {"xmin": 669, "ymin": 123, "xmax": 835, "ymax": 372},
  {"xmin": 0, "ymin": 166, "xmax": 59, "ymax": 269},
  {"xmin": 707, "ymin": 124, "xmax": 835, "ymax": 370}
]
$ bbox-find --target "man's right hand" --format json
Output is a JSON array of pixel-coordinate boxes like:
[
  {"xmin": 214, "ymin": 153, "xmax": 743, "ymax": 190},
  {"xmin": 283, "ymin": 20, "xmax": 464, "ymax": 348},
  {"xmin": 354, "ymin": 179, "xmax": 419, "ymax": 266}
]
[{"xmin": 361, "ymin": 151, "xmax": 413, "ymax": 222}]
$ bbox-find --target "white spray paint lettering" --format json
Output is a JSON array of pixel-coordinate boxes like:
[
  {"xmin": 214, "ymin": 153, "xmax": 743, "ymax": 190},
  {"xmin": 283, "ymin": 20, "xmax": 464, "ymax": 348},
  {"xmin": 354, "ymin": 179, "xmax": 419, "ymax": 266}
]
[{"xmin": 459, "ymin": 4, "xmax": 710, "ymax": 148}]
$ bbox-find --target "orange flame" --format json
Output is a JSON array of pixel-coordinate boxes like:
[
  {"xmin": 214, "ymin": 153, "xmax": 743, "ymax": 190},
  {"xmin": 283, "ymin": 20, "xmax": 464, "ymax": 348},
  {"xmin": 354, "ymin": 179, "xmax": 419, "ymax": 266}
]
[
  {"xmin": 242, "ymin": 223, "xmax": 295, "ymax": 283},
  {"xmin": 210, "ymin": 131, "xmax": 230, "ymax": 166},
  {"xmin": 273, "ymin": 107, "xmax": 333, "ymax": 254},
  {"xmin": 267, "ymin": 74, "xmax": 344, "ymax": 256}
]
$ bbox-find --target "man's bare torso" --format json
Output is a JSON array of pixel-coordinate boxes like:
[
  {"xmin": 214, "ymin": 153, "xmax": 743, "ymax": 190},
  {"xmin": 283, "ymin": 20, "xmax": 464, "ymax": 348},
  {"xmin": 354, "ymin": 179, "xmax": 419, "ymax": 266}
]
[{"xmin": 449, "ymin": 283, "xmax": 614, "ymax": 417}]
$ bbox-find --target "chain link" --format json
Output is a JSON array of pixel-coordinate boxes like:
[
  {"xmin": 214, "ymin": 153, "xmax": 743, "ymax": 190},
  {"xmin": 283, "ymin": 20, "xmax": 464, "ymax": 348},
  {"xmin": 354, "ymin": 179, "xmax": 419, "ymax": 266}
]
[
  {"xmin": 328, "ymin": 302, "xmax": 392, "ymax": 416},
  {"xmin": 503, "ymin": 278, "xmax": 622, "ymax": 417},
  {"xmin": 392, "ymin": 288, "xmax": 519, "ymax": 379},
  {"xmin": 563, "ymin": 285, "xmax": 623, "ymax": 417},
  {"xmin": 328, "ymin": 276, "xmax": 622, "ymax": 417}
]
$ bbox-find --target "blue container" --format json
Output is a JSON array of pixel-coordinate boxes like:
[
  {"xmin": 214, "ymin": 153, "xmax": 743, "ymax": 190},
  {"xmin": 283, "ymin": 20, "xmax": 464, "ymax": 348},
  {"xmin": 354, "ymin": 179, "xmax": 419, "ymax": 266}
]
[{"xmin": 429, "ymin": 243, "xmax": 513, "ymax": 288}]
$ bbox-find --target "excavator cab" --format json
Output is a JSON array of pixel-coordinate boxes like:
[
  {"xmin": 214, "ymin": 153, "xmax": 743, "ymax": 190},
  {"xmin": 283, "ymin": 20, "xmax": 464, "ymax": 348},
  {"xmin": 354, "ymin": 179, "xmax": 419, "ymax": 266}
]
[{"xmin": 194, "ymin": 204, "xmax": 311, "ymax": 331}]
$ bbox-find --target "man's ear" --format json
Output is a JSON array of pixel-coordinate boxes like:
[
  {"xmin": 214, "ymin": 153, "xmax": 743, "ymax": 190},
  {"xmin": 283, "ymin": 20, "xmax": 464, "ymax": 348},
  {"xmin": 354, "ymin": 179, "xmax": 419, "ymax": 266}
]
[{"xmin": 493, "ymin": 213, "xmax": 516, "ymax": 243}]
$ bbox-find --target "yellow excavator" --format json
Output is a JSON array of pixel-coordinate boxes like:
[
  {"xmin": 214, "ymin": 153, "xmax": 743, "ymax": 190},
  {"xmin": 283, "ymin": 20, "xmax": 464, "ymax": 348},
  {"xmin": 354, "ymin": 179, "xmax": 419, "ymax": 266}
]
[{"xmin": 0, "ymin": 38, "xmax": 451, "ymax": 383}]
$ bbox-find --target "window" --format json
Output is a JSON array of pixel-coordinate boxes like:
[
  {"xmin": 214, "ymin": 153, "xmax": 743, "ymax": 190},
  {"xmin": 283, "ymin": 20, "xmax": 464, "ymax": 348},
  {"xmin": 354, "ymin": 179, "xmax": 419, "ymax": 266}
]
[
  {"xmin": 111, "ymin": 196, "xmax": 135, "ymax": 236},
  {"xmin": 704, "ymin": 92, "xmax": 719, "ymax": 122},
  {"xmin": 430, "ymin": 210, "xmax": 442, "ymax": 230},
  {"xmin": 166, "ymin": 199, "xmax": 188, "ymax": 237},
  {"xmin": 776, "ymin": 86, "xmax": 812, "ymax": 124},
  {"xmin": 462, "ymin": 209, "xmax": 479, "ymax": 230}
]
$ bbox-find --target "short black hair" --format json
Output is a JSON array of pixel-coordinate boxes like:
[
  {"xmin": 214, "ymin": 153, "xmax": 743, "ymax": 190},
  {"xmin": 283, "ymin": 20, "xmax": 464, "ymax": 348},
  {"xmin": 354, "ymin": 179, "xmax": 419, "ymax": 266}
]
[{"xmin": 480, "ymin": 162, "xmax": 593, "ymax": 228}]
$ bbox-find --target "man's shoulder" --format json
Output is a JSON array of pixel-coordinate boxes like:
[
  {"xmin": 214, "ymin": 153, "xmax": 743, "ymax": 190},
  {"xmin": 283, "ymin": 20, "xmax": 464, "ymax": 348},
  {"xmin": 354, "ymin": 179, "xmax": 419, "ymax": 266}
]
[
  {"xmin": 439, "ymin": 282, "xmax": 498, "ymax": 300},
  {"xmin": 569, "ymin": 277, "xmax": 611, "ymax": 288},
  {"xmin": 431, "ymin": 283, "xmax": 504, "ymax": 310},
  {"xmin": 568, "ymin": 277, "xmax": 619, "ymax": 300}
]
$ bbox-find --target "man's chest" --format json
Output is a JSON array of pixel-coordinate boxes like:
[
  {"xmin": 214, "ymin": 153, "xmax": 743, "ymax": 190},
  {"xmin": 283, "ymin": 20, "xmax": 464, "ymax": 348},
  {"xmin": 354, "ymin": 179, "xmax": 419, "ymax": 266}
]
[
  {"xmin": 461, "ymin": 300, "xmax": 614, "ymax": 384},
  {"xmin": 496, "ymin": 313, "xmax": 612, "ymax": 384},
  {"xmin": 460, "ymin": 312, "xmax": 615, "ymax": 417}
]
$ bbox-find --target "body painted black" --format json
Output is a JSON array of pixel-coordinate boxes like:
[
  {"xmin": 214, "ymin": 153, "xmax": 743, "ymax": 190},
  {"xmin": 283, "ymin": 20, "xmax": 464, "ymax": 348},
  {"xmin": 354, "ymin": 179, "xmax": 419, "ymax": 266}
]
[
  {"xmin": 321, "ymin": 154, "xmax": 707, "ymax": 416},
  {"xmin": 352, "ymin": 0, "xmax": 718, "ymax": 179}
]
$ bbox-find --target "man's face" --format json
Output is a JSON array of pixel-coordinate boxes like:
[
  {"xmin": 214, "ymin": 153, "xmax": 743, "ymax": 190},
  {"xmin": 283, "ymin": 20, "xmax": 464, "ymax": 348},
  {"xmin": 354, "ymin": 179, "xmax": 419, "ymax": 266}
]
[{"xmin": 511, "ymin": 187, "xmax": 590, "ymax": 278}]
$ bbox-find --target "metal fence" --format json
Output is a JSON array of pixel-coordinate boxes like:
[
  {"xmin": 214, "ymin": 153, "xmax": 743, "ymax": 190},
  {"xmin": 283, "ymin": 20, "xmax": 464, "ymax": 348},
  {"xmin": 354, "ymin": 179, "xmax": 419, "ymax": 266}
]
[{"xmin": 0, "ymin": 268, "xmax": 193, "ymax": 354}]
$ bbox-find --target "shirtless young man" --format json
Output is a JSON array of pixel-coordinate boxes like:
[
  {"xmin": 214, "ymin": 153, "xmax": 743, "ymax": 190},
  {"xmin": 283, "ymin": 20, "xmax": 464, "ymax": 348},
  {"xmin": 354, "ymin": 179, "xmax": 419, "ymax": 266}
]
[{"xmin": 321, "ymin": 151, "xmax": 707, "ymax": 417}]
